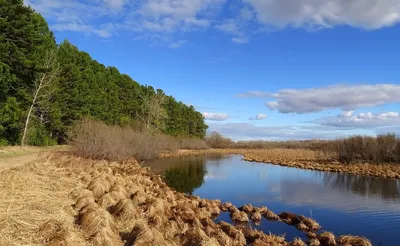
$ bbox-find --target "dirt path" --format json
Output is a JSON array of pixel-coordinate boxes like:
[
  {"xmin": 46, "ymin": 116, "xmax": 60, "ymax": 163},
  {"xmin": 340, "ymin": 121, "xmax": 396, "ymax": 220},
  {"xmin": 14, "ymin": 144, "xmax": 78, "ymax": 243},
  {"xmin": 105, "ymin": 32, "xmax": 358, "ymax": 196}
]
[
  {"xmin": 0, "ymin": 146, "xmax": 69, "ymax": 172},
  {"xmin": 0, "ymin": 152, "xmax": 43, "ymax": 171}
]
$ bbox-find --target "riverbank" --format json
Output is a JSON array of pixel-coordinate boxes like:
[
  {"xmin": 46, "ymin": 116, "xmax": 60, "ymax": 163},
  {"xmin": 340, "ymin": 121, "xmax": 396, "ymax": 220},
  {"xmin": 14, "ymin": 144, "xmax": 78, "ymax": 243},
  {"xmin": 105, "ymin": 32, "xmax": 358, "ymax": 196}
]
[
  {"xmin": 163, "ymin": 149, "xmax": 400, "ymax": 179},
  {"xmin": 0, "ymin": 152, "xmax": 371, "ymax": 246}
]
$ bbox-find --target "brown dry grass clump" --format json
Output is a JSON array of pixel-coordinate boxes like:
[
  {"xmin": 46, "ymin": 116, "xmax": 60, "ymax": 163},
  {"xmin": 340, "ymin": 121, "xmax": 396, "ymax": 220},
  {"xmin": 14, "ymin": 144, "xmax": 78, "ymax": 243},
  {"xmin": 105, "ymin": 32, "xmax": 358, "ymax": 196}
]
[
  {"xmin": 230, "ymin": 208, "xmax": 249, "ymax": 223},
  {"xmin": 218, "ymin": 221, "xmax": 246, "ymax": 245},
  {"xmin": 318, "ymin": 231, "xmax": 336, "ymax": 246},
  {"xmin": 337, "ymin": 235, "xmax": 372, "ymax": 246},
  {"xmin": 298, "ymin": 215, "xmax": 321, "ymax": 231},
  {"xmin": 290, "ymin": 237, "xmax": 307, "ymax": 246},
  {"xmin": 263, "ymin": 209, "xmax": 280, "ymax": 221},
  {"xmin": 239, "ymin": 203, "xmax": 255, "ymax": 213},
  {"xmin": 77, "ymin": 206, "xmax": 123, "ymax": 245}
]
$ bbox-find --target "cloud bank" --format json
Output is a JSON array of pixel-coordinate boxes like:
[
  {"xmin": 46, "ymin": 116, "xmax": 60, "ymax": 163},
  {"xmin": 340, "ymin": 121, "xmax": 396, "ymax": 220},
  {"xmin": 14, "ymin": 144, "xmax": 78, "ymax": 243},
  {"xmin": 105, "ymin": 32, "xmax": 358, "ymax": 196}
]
[
  {"xmin": 240, "ymin": 84, "xmax": 400, "ymax": 114},
  {"xmin": 203, "ymin": 112, "xmax": 230, "ymax": 121},
  {"xmin": 24, "ymin": 0, "xmax": 400, "ymax": 45},
  {"xmin": 317, "ymin": 111, "xmax": 400, "ymax": 128}
]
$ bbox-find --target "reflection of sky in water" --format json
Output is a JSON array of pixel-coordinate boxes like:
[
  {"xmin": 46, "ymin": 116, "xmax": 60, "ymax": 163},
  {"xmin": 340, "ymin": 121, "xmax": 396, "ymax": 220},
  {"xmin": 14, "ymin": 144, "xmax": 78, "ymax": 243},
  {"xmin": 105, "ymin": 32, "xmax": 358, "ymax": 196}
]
[{"xmin": 147, "ymin": 155, "xmax": 400, "ymax": 245}]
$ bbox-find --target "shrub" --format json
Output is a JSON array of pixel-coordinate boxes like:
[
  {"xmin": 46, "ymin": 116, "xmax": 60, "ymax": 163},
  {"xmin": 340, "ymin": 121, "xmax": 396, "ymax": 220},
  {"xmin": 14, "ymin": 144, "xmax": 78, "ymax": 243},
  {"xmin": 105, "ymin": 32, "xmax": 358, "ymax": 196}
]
[
  {"xmin": 69, "ymin": 118, "xmax": 208, "ymax": 161},
  {"xmin": 178, "ymin": 138, "xmax": 209, "ymax": 150},
  {"xmin": 205, "ymin": 132, "xmax": 235, "ymax": 148}
]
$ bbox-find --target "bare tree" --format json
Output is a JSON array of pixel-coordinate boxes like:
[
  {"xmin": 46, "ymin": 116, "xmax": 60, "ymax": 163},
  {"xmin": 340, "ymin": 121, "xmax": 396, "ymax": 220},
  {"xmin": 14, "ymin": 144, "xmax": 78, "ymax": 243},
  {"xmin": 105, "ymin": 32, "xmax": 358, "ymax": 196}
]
[
  {"xmin": 139, "ymin": 89, "xmax": 168, "ymax": 133},
  {"xmin": 21, "ymin": 50, "xmax": 60, "ymax": 146}
]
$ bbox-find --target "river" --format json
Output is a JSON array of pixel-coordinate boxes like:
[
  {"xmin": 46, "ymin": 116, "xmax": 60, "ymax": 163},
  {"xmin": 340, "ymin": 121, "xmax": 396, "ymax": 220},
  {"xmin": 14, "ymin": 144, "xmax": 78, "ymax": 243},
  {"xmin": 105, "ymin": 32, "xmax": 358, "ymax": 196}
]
[{"xmin": 145, "ymin": 154, "xmax": 400, "ymax": 245}]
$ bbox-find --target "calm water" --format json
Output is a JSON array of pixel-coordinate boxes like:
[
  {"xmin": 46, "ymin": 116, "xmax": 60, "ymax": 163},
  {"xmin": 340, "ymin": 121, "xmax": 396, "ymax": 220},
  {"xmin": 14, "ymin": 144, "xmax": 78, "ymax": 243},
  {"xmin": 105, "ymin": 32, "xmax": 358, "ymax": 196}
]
[{"xmin": 145, "ymin": 155, "xmax": 400, "ymax": 245}]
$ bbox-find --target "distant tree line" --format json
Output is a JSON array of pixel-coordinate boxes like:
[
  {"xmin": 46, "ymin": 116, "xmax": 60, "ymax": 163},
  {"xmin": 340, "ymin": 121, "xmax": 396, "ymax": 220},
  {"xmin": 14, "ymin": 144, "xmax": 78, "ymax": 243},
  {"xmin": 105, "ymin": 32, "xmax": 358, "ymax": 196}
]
[{"xmin": 0, "ymin": 0, "xmax": 207, "ymax": 146}]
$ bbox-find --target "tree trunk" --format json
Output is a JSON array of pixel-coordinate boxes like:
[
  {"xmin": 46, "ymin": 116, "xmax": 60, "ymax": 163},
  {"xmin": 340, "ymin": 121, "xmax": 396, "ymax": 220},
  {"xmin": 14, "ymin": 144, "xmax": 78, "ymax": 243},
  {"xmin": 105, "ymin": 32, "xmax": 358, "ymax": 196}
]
[{"xmin": 21, "ymin": 89, "xmax": 39, "ymax": 146}]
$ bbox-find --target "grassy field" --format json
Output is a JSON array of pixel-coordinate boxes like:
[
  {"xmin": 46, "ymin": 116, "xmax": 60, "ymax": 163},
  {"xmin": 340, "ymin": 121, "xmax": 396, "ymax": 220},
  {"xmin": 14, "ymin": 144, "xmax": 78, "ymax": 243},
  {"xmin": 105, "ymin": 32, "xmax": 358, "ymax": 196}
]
[{"xmin": 0, "ymin": 151, "xmax": 371, "ymax": 246}]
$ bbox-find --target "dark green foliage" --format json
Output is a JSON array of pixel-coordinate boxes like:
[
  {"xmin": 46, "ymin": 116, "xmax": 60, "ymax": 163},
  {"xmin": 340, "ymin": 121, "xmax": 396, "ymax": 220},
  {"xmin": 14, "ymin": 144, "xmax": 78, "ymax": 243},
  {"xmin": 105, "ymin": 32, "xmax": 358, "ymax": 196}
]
[{"xmin": 0, "ymin": 1, "xmax": 207, "ymax": 145}]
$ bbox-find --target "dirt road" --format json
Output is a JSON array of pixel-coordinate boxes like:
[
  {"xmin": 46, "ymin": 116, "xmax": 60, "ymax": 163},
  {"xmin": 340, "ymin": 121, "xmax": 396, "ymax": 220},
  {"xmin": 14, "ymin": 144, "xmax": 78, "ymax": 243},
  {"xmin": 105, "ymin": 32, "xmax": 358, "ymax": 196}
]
[{"xmin": 0, "ymin": 146, "xmax": 68, "ymax": 171}]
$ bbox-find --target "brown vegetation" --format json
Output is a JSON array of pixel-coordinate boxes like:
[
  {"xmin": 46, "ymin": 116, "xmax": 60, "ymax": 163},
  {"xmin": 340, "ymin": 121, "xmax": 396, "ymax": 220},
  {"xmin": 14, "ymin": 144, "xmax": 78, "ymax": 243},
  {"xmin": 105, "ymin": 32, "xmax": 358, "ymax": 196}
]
[
  {"xmin": 1, "ymin": 151, "xmax": 373, "ymax": 246},
  {"xmin": 70, "ymin": 118, "xmax": 208, "ymax": 161}
]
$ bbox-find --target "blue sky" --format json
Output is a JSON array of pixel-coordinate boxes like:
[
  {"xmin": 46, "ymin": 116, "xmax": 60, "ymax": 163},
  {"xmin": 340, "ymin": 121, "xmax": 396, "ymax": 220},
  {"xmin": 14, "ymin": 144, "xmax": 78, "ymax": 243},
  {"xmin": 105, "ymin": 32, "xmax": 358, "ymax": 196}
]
[{"xmin": 25, "ymin": 0, "xmax": 400, "ymax": 140}]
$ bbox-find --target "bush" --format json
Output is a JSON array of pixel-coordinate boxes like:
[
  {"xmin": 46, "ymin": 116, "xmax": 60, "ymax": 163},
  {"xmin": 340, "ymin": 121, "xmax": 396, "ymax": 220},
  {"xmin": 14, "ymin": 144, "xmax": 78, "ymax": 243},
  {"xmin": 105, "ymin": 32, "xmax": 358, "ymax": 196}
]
[
  {"xmin": 178, "ymin": 138, "xmax": 209, "ymax": 150},
  {"xmin": 331, "ymin": 134, "xmax": 400, "ymax": 164},
  {"xmin": 205, "ymin": 132, "xmax": 235, "ymax": 148},
  {"xmin": 69, "ymin": 118, "xmax": 208, "ymax": 161}
]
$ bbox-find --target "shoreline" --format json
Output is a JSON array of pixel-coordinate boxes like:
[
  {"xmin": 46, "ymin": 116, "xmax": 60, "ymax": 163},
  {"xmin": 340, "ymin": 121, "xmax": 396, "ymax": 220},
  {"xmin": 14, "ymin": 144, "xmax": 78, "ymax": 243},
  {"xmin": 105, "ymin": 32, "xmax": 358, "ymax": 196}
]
[
  {"xmin": 0, "ymin": 152, "xmax": 372, "ymax": 246},
  {"xmin": 162, "ymin": 149, "xmax": 400, "ymax": 179}
]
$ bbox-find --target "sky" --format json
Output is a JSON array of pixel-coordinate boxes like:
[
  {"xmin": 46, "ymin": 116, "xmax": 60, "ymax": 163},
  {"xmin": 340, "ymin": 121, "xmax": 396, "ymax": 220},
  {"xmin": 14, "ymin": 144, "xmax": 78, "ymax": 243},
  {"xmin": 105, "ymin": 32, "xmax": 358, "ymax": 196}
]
[{"xmin": 24, "ymin": 0, "xmax": 400, "ymax": 140}]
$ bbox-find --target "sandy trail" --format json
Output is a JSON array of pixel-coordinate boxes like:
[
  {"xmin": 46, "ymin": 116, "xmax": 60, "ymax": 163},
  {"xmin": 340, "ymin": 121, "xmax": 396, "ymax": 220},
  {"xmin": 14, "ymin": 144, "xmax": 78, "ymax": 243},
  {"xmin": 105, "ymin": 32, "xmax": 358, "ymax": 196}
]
[
  {"xmin": 0, "ymin": 146, "xmax": 68, "ymax": 172},
  {"xmin": 0, "ymin": 152, "xmax": 44, "ymax": 171}
]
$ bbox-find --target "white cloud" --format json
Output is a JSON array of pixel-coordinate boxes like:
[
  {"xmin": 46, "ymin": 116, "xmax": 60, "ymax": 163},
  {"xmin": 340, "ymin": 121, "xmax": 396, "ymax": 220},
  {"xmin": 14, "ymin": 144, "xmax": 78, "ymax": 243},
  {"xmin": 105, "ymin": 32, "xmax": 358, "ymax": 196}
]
[
  {"xmin": 103, "ymin": 0, "xmax": 126, "ymax": 11},
  {"xmin": 24, "ymin": 0, "xmax": 224, "ymax": 44},
  {"xmin": 169, "ymin": 39, "xmax": 188, "ymax": 48},
  {"xmin": 207, "ymin": 123, "xmax": 343, "ymax": 140},
  {"xmin": 214, "ymin": 18, "xmax": 249, "ymax": 44},
  {"xmin": 237, "ymin": 91, "xmax": 273, "ymax": 98},
  {"xmin": 255, "ymin": 113, "xmax": 267, "ymax": 120},
  {"xmin": 317, "ymin": 111, "xmax": 400, "ymax": 128},
  {"xmin": 244, "ymin": 0, "xmax": 400, "ymax": 29},
  {"xmin": 203, "ymin": 112, "xmax": 230, "ymax": 121},
  {"xmin": 231, "ymin": 37, "xmax": 248, "ymax": 44},
  {"xmin": 25, "ymin": 0, "xmax": 400, "ymax": 46},
  {"xmin": 51, "ymin": 23, "xmax": 113, "ymax": 38},
  {"xmin": 250, "ymin": 84, "xmax": 400, "ymax": 114}
]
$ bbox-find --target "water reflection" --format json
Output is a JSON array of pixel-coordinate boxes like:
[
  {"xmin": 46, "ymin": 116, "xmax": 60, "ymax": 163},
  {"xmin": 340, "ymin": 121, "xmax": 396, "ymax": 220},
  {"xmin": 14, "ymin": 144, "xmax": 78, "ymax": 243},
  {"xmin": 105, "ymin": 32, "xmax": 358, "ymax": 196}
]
[
  {"xmin": 145, "ymin": 155, "xmax": 227, "ymax": 194},
  {"xmin": 145, "ymin": 155, "xmax": 400, "ymax": 245},
  {"xmin": 322, "ymin": 172, "xmax": 400, "ymax": 201}
]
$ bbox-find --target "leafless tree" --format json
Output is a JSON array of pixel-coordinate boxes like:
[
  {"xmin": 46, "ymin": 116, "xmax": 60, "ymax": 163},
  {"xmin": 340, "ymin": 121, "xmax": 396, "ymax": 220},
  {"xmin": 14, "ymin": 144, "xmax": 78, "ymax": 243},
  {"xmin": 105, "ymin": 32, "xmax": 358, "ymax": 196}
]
[
  {"xmin": 21, "ymin": 50, "xmax": 60, "ymax": 146},
  {"xmin": 139, "ymin": 89, "xmax": 168, "ymax": 133}
]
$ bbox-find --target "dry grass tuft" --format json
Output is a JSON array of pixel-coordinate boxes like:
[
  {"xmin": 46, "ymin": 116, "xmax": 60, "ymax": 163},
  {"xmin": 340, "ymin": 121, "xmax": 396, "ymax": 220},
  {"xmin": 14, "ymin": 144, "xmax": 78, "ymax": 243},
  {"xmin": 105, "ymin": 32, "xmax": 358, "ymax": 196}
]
[
  {"xmin": 218, "ymin": 221, "xmax": 246, "ymax": 245},
  {"xmin": 298, "ymin": 215, "xmax": 321, "ymax": 231},
  {"xmin": 239, "ymin": 204, "xmax": 255, "ymax": 214},
  {"xmin": 250, "ymin": 211, "xmax": 262, "ymax": 222},
  {"xmin": 182, "ymin": 227, "xmax": 219, "ymax": 246},
  {"xmin": 109, "ymin": 184, "xmax": 130, "ymax": 199},
  {"xmin": 97, "ymin": 193, "xmax": 118, "ymax": 209},
  {"xmin": 337, "ymin": 235, "xmax": 372, "ymax": 246},
  {"xmin": 74, "ymin": 195, "xmax": 96, "ymax": 212},
  {"xmin": 290, "ymin": 237, "xmax": 307, "ymax": 246},
  {"xmin": 77, "ymin": 206, "xmax": 118, "ymax": 236},
  {"xmin": 111, "ymin": 198, "xmax": 139, "ymax": 220},
  {"xmin": 309, "ymin": 238, "xmax": 321, "ymax": 246},
  {"xmin": 38, "ymin": 219, "xmax": 68, "ymax": 245},
  {"xmin": 263, "ymin": 210, "xmax": 280, "ymax": 221},
  {"xmin": 125, "ymin": 221, "xmax": 170, "ymax": 246},
  {"xmin": 230, "ymin": 208, "xmax": 249, "ymax": 223},
  {"xmin": 87, "ymin": 177, "xmax": 112, "ymax": 200},
  {"xmin": 318, "ymin": 231, "xmax": 336, "ymax": 246}
]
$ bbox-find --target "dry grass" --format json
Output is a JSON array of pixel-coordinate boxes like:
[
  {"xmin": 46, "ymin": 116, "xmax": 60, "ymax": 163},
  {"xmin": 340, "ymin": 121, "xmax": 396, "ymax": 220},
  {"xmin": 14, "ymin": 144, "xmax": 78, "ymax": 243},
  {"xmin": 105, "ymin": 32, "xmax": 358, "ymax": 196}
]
[
  {"xmin": 0, "ymin": 152, "xmax": 373, "ymax": 246},
  {"xmin": 0, "ymin": 155, "xmax": 87, "ymax": 246}
]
